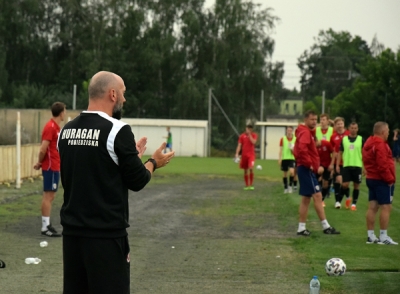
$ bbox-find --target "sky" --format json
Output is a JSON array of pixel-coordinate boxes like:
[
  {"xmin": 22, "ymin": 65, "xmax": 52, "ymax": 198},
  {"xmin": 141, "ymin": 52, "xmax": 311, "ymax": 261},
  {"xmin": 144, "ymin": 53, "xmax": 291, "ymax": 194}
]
[{"xmin": 204, "ymin": 0, "xmax": 400, "ymax": 90}]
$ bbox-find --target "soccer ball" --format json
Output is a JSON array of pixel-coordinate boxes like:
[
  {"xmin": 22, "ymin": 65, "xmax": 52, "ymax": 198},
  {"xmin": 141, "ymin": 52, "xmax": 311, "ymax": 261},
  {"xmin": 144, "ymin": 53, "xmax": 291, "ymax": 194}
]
[
  {"xmin": 325, "ymin": 258, "xmax": 346, "ymax": 276},
  {"xmin": 234, "ymin": 157, "xmax": 240, "ymax": 163},
  {"xmin": 256, "ymin": 165, "xmax": 262, "ymax": 170}
]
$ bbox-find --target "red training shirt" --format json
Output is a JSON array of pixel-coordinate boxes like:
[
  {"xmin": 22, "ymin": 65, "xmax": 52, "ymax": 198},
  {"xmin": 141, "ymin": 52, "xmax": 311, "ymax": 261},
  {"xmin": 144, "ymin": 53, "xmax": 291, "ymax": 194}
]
[
  {"xmin": 41, "ymin": 119, "xmax": 61, "ymax": 171},
  {"xmin": 293, "ymin": 124, "xmax": 320, "ymax": 172},
  {"xmin": 330, "ymin": 130, "xmax": 350, "ymax": 152},
  {"xmin": 363, "ymin": 136, "xmax": 396, "ymax": 185},
  {"xmin": 317, "ymin": 140, "xmax": 333, "ymax": 168},
  {"xmin": 238, "ymin": 132, "xmax": 258, "ymax": 157}
]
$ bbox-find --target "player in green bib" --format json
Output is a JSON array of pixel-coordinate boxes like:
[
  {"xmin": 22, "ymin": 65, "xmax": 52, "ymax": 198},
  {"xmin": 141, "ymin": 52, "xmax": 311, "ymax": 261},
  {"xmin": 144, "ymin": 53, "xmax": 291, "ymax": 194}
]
[
  {"xmin": 337, "ymin": 122, "xmax": 365, "ymax": 210},
  {"xmin": 278, "ymin": 127, "xmax": 296, "ymax": 193},
  {"xmin": 316, "ymin": 113, "xmax": 334, "ymax": 142}
]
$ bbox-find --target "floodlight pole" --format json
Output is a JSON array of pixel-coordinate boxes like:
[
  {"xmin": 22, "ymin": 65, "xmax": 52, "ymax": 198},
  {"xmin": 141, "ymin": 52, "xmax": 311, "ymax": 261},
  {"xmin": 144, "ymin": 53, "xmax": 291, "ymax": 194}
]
[{"xmin": 208, "ymin": 88, "xmax": 212, "ymax": 157}]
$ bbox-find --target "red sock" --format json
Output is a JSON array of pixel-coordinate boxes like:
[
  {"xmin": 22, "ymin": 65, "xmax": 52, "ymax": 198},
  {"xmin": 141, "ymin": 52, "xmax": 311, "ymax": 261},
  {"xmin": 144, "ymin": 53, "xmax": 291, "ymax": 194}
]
[
  {"xmin": 249, "ymin": 171, "xmax": 254, "ymax": 185},
  {"xmin": 244, "ymin": 174, "xmax": 249, "ymax": 186}
]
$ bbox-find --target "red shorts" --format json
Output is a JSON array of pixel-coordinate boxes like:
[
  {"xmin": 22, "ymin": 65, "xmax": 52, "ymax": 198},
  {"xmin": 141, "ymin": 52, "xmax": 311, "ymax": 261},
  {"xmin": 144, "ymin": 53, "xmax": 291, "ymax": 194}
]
[{"xmin": 240, "ymin": 155, "xmax": 255, "ymax": 169}]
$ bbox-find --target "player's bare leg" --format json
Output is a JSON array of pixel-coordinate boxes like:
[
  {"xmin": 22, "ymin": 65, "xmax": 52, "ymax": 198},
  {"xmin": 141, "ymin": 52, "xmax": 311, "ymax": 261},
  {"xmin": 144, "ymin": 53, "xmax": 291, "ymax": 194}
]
[
  {"xmin": 299, "ymin": 196, "xmax": 311, "ymax": 222},
  {"xmin": 243, "ymin": 169, "xmax": 250, "ymax": 190},
  {"xmin": 41, "ymin": 191, "xmax": 55, "ymax": 218},
  {"xmin": 379, "ymin": 204, "xmax": 391, "ymax": 230},
  {"xmin": 378, "ymin": 204, "xmax": 397, "ymax": 244},
  {"xmin": 314, "ymin": 191, "xmax": 340, "ymax": 234},
  {"xmin": 248, "ymin": 168, "xmax": 254, "ymax": 190},
  {"xmin": 41, "ymin": 191, "xmax": 61, "ymax": 237},
  {"xmin": 297, "ymin": 196, "xmax": 311, "ymax": 235},
  {"xmin": 312, "ymin": 192, "xmax": 326, "ymax": 220},
  {"xmin": 366, "ymin": 200, "xmax": 379, "ymax": 230},
  {"xmin": 365, "ymin": 200, "xmax": 380, "ymax": 243}
]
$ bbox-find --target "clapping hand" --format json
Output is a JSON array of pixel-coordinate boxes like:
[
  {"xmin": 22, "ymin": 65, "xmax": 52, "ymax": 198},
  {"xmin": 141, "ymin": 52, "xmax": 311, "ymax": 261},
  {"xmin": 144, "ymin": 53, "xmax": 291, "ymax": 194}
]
[
  {"xmin": 152, "ymin": 142, "xmax": 175, "ymax": 168},
  {"xmin": 136, "ymin": 137, "xmax": 147, "ymax": 158}
]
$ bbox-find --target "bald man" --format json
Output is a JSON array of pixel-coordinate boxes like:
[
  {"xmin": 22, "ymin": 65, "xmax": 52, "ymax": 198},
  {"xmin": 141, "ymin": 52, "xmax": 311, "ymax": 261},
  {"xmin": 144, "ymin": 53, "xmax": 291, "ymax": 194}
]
[
  {"xmin": 363, "ymin": 122, "xmax": 397, "ymax": 245},
  {"xmin": 58, "ymin": 71, "xmax": 175, "ymax": 293}
]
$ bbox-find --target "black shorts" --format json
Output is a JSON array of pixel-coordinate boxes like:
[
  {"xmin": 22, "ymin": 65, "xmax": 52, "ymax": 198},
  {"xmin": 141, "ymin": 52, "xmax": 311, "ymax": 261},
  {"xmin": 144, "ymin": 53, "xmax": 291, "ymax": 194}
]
[
  {"xmin": 321, "ymin": 167, "xmax": 331, "ymax": 181},
  {"xmin": 281, "ymin": 160, "xmax": 295, "ymax": 171},
  {"xmin": 342, "ymin": 167, "xmax": 362, "ymax": 184},
  {"xmin": 333, "ymin": 165, "xmax": 344, "ymax": 178},
  {"xmin": 63, "ymin": 235, "xmax": 130, "ymax": 294}
]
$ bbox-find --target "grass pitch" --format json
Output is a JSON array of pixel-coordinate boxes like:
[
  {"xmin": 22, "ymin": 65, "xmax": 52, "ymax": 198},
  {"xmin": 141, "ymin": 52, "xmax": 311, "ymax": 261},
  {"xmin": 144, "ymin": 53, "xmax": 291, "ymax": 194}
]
[
  {"xmin": 157, "ymin": 157, "xmax": 400, "ymax": 293},
  {"xmin": 0, "ymin": 157, "xmax": 399, "ymax": 293}
]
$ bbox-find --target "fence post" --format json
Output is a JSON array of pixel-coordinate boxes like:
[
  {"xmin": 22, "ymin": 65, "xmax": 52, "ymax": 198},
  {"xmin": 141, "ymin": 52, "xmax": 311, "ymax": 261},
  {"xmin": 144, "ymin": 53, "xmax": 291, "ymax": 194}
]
[{"xmin": 16, "ymin": 112, "xmax": 21, "ymax": 189}]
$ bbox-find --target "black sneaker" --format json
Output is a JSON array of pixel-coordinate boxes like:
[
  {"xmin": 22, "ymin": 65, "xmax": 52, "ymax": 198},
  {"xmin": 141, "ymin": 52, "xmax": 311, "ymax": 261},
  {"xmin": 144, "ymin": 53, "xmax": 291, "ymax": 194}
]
[
  {"xmin": 47, "ymin": 224, "xmax": 60, "ymax": 233},
  {"xmin": 323, "ymin": 227, "xmax": 340, "ymax": 234},
  {"xmin": 41, "ymin": 225, "xmax": 62, "ymax": 237},
  {"xmin": 366, "ymin": 236, "xmax": 380, "ymax": 244},
  {"xmin": 297, "ymin": 229, "xmax": 311, "ymax": 236}
]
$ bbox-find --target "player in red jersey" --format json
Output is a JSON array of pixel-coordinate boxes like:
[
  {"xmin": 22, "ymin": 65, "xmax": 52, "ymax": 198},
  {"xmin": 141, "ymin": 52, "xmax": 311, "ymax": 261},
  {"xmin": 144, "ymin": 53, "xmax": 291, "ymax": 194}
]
[
  {"xmin": 293, "ymin": 110, "xmax": 340, "ymax": 236},
  {"xmin": 34, "ymin": 102, "xmax": 66, "ymax": 237},
  {"xmin": 363, "ymin": 122, "xmax": 397, "ymax": 245},
  {"xmin": 235, "ymin": 125, "xmax": 258, "ymax": 190},
  {"xmin": 316, "ymin": 140, "xmax": 334, "ymax": 207},
  {"xmin": 328, "ymin": 117, "xmax": 350, "ymax": 209}
]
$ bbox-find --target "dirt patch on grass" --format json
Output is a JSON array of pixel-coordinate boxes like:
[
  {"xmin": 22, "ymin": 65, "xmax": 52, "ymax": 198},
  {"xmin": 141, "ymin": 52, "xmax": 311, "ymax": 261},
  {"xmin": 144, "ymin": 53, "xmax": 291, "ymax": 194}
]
[{"xmin": 0, "ymin": 175, "xmax": 308, "ymax": 293}]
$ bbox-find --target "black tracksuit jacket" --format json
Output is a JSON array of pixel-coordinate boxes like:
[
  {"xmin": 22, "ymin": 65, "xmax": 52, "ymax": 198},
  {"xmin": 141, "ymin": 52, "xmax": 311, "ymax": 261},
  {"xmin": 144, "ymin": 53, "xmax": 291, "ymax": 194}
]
[{"xmin": 57, "ymin": 111, "xmax": 151, "ymax": 238}]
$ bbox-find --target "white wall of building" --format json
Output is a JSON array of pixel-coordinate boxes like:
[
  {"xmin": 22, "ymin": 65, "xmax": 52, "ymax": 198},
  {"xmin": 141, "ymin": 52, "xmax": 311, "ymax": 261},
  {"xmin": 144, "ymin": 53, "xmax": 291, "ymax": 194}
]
[
  {"xmin": 256, "ymin": 122, "xmax": 298, "ymax": 160},
  {"xmin": 122, "ymin": 118, "xmax": 208, "ymax": 157}
]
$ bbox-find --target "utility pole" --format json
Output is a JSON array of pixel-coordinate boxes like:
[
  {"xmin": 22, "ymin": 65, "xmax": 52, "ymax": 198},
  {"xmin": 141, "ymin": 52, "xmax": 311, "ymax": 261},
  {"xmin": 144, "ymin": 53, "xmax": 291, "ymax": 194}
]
[
  {"xmin": 208, "ymin": 88, "xmax": 212, "ymax": 157},
  {"xmin": 260, "ymin": 90, "xmax": 264, "ymax": 121},
  {"xmin": 322, "ymin": 91, "xmax": 325, "ymax": 114},
  {"xmin": 72, "ymin": 84, "xmax": 77, "ymax": 110},
  {"xmin": 384, "ymin": 93, "xmax": 387, "ymax": 121}
]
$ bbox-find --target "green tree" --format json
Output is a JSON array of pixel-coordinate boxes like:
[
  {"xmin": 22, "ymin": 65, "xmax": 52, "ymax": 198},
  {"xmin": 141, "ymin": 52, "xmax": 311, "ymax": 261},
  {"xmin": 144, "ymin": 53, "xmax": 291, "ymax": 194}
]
[
  {"xmin": 298, "ymin": 29, "xmax": 371, "ymax": 102},
  {"xmin": 332, "ymin": 49, "xmax": 400, "ymax": 137},
  {"xmin": 0, "ymin": 0, "xmax": 287, "ymax": 147}
]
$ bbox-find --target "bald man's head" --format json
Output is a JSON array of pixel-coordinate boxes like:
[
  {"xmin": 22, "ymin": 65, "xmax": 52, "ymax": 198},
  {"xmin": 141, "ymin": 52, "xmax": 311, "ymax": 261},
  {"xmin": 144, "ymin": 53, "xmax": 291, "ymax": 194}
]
[
  {"xmin": 373, "ymin": 122, "xmax": 388, "ymax": 135},
  {"xmin": 88, "ymin": 71, "xmax": 119, "ymax": 99}
]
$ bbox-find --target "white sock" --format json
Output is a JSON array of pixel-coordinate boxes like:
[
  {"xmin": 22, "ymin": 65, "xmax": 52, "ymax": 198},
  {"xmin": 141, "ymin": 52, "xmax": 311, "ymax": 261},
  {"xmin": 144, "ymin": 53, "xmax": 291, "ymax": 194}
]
[
  {"xmin": 298, "ymin": 222, "xmax": 306, "ymax": 232},
  {"xmin": 321, "ymin": 219, "xmax": 330, "ymax": 230},
  {"xmin": 380, "ymin": 230, "xmax": 388, "ymax": 240},
  {"xmin": 368, "ymin": 230, "xmax": 376, "ymax": 239},
  {"xmin": 42, "ymin": 216, "xmax": 50, "ymax": 231}
]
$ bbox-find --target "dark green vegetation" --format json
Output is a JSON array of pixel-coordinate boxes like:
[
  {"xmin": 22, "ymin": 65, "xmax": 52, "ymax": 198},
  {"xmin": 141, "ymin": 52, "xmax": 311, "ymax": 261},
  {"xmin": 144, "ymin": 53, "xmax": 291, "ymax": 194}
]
[
  {"xmin": 1, "ymin": 1, "xmax": 399, "ymax": 149},
  {"xmin": 0, "ymin": 0, "xmax": 285, "ymax": 150},
  {"xmin": 0, "ymin": 158, "xmax": 399, "ymax": 293},
  {"xmin": 299, "ymin": 29, "xmax": 400, "ymax": 138}
]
